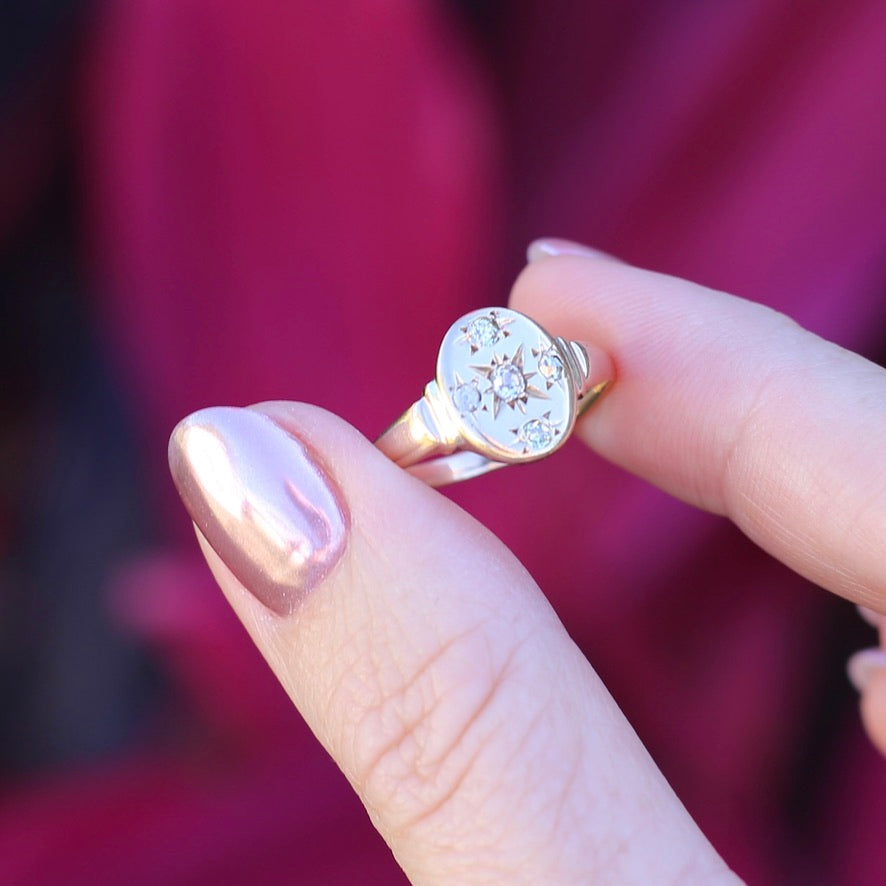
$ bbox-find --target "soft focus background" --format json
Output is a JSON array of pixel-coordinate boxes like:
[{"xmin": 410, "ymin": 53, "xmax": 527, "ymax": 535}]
[{"xmin": 2, "ymin": 1, "xmax": 885, "ymax": 883}]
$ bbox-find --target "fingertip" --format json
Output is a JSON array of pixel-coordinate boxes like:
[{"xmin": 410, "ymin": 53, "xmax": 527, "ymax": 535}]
[
  {"xmin": 847, "ymin": 648, "xmax": 886, "ymax": 693},
  {"xmin": 167, "ymin": 403, "xmax": 351, "ymax": 617},
  {"xmin": 510, "ymin": 256, "xmax": 618, "ymax": 358},
  {"xmin": 526, "ymin": 237, "xmax": 620, "ymax": 264},
  {"xmin": 510, "ymin": 245, "xmax": 676, "ymax": 358},
  {"xmin": 857, "ymin": 604, "xmax": 884, "ymax": 629},
  {"xmin": 513, "ymin": 243, "xmax": 886, "ymax": 612},
  {"xmin": 859, "ymin": 667, "xmax": 886, "ymax": 757}
]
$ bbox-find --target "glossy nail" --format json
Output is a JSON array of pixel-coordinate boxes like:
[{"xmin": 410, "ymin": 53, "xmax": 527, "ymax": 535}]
[
  {"xmin": 526, "ymin": 238, "xmax": 616, "ymax": 264},
  {"xmin": 857, "ymin": 605, "xmax": 884, "ymax": 628},
  {"xmin": 168, "ymin": 407, "xmax": 348, "ymax": 616},
  {"xmin": 847, "ymin": 648, "xmax": 886, "ymax": 693}
]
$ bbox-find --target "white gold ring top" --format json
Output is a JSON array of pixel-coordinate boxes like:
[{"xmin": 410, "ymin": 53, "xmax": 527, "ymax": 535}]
[{"xmin": 375, "ymin": 307, "xmax": 609, "ymax": 487}]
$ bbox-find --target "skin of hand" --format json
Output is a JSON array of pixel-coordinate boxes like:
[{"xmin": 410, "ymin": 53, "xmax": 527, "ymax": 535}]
[{"xmin": 168, "ymin": 239, "xmax": 886, "ymax": 884}]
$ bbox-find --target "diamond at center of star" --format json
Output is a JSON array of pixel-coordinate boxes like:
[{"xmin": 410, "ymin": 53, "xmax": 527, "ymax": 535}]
[{"xmin": 491, "ymin": 363, "xmax": 526, "ymax": 402}]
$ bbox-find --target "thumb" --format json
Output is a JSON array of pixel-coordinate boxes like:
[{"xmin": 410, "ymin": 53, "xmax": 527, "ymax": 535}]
[{"xmin": 168, "ymin": 403, "xmax": 736, "ymax": 884}]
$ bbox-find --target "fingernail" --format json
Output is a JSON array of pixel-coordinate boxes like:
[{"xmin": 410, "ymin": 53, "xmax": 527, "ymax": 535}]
[
  {"xmin": 847, "ymin": 648, "xmax": 886, "ymax": 693},
  {"xmin": 857, "ymin": 605, "xmax": 884, "ymax": 628},
  {"xmin": 168, "ymin": 407, "xmax": 348, "ymax": 616},
  {"xmin": 526, "ymin": 238, "xmax": 616, "ymax": 264}
]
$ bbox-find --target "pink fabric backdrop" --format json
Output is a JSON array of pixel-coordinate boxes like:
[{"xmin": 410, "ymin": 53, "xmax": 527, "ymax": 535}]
[{"xmin": 2, "ymin": 1, "xmax": 885, "ymax": 882}]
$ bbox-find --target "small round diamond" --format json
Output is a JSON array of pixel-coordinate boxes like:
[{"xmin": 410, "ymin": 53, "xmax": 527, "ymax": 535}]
[
  {"xmin": 521, "ymin": 418, "xmax": 554, "ymax": 450},
  {"xmin": 466, "ymin": 316, "xmax": 500, "ymax": 349},
  {"xmin": 491, "ymin": 362, "xmax": 526, "ymax": 402},
  {"xmin": 453, "ymin": 383, "xmax": 481, "ymax": 414},
  {"xmin": 538, "ymin": 350, "xmax": 564, "ymax": 382}
]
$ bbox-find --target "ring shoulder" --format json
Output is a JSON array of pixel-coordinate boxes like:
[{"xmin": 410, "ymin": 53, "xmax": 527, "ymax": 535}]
[
  {"xmin": 554, "ymin": 336, "xmax": 590, "ymax": 386},
  {"xmin": 418, "ymin": 381, "xmax": 464, "ymax": 449}
]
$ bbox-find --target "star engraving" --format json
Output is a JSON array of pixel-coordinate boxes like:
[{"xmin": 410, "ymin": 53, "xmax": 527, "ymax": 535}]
[
  {"xmin": 510, "ymin": 411, "xmax": 562, "ymax": 454},
  {"xmin": 449, "ymin": 372, "xmax": 484, "ymax": 416},
  {"xmin": 457, "ymin": 310, "xmax": 516, "ymax": 353},
  {"xmin": 531, "ymin": 338, "xmax": 566, "ymax": 390},
  {"xmin": 471, "ymin": 343, "xmax": 549, "ymax": 419}
]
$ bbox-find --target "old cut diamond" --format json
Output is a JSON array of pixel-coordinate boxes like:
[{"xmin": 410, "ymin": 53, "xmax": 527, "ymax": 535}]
[
  {"xmin": 466, "ymin": 316, "xmax": 500, "ymax": 349},
  {"xmin": 538, "ymin": 350, "xmax": 564, "ymax": 382},
  {"xmin": 453, "ymin": 382, "xmax": 481, "ymax": 414},
  {"xmin": 491, "ymin": 362, "xmax": 526, "ymax": 402},
  {"xmin": 521, "ymin": 418, "xmax": 554, "ymax": 450}
]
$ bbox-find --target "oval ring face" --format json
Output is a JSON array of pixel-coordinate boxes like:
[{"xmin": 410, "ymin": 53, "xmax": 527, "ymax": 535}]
[{"xmin": 436, "ymin": 308, "xmax": 576, "ymax": 462}]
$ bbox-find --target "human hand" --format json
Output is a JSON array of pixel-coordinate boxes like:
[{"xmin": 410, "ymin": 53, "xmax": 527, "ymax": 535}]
[{"xmin": 168, "ymin": 240, "xmax": 886, "ymax": 883}]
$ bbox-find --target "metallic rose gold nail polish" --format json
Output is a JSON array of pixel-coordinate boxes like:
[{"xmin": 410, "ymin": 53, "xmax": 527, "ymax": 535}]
[{"xmin": 168, "ymin": 407, "xmax": 348, "ymax": 616}]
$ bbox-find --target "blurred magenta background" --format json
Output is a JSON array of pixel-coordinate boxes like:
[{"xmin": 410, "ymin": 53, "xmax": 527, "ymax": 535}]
[{"xmin": 2, "ymin": 1, "xmax": 885, "ymax": 883}]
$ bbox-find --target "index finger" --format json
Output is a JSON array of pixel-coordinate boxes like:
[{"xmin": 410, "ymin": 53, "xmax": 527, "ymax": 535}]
[{"xmin": 511, "ymin": 243, "xmax": 886, "ymax": 610}]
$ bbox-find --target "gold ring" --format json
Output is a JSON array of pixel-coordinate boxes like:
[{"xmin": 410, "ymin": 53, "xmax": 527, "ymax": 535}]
[{"xmin": 375, "ymin": 307, "xmax": 611, "ymax": 486}]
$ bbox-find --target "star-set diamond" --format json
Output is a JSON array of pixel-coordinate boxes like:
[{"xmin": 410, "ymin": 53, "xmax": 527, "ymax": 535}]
[
  {"xmin": 471, "ymin": 344, "xmax": 549, "ymax": 418},
  {"xmin": 490, "ymin": 362, "xmax": 526, "ymax": 401},
  {"xmin": 453, "ymin": 380, "xmax": 482, "ymax": 414},
  {"xmin": 520, "ymin": 418, "xmax": 554, "ymax": 450},
  {"xmin": 458, "ymin": 311, "xmax": 515, "ymax": 353},
  {"xmin": 465, "ymin": 316, "xmax": 500, "ymax": 349},
  {"xmin": 538, "ymin": 350, "xmax": 564, "ymax": 383}
]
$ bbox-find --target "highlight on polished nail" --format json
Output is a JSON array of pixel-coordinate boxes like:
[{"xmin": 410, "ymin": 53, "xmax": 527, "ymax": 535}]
[{"xmin": 168, "ymin": 407, "xmax": 348, "ymax": 616}]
